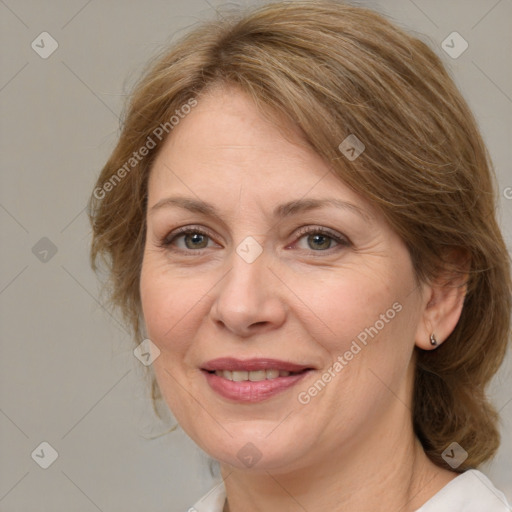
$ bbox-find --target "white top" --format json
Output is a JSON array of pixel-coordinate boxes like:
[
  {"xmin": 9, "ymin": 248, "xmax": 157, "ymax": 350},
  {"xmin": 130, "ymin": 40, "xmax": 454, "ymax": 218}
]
[{"xmin": 189, "ymin": 469, "xmax": 511, "ymax": 511}]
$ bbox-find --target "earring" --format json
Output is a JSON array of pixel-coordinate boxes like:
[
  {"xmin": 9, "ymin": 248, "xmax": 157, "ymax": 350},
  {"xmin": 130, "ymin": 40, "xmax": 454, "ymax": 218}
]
[{"xmin": 430, "ymin": 333, "xmax": 438, "ymax": 347}]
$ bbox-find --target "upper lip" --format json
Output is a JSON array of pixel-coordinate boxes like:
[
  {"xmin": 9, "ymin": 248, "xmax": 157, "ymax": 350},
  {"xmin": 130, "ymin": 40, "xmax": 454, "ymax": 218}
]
[{"xmin": 201, "ymin": 358, "xmax": 313, "ymax": 373}]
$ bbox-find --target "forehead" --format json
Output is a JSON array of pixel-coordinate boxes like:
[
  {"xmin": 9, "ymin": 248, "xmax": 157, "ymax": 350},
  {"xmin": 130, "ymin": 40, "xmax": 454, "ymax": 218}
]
[{"xmin": 147, "ymin": 86, "xmax": 368, "ymax": 213}]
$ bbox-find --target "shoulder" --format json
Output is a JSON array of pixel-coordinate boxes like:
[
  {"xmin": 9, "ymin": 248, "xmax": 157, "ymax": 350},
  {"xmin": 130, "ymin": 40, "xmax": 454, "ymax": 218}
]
[{"xmin": 415, "ymin": 469, "xmax": 511, "ymax": 511}]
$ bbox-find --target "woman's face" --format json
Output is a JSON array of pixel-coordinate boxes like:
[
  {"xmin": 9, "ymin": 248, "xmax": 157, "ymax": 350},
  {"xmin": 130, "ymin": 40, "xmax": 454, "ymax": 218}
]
[{"xmin": 140, "ymin": 86, "xmax": 429, "ymax": 472}]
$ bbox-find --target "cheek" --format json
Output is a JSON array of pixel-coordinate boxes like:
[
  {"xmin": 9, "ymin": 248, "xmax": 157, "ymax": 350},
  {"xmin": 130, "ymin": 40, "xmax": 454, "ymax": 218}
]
[
  {"xmin": 140, "ymin": 265, "xmax": 170, "ymax": 344},
  {"xmin": 139, "ymin": 256, "xmax": 202, "ymax": 352},
  {"xmin": 139, "ymin": 258, "xmax": 207, "ymax": 418},
  {"xmin": 297, "ymin": 256, "xmax": 419, "ymax": 371},
  {"xmin": 298, "ymin": 268, "xmax": 394, "ymax": 346},
  {"xmin": 296, "ymin": 272, "xmax": 418, "ymax": 434}
]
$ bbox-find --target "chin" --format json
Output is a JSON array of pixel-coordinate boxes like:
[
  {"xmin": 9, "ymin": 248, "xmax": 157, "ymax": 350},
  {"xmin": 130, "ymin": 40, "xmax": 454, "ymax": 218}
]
[{"xmin": 192, "ymin": 426, "xmax": 313, "ymax": 473}]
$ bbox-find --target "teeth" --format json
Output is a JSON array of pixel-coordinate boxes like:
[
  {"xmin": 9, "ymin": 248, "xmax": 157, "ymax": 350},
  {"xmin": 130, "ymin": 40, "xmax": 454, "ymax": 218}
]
[
  {"xmin": 215, "ymin": 370, "xmax": 232, "ymax": 380},
  {"xmin": 232, "ymin": 370, "xmax": 248, "ymax": 382},
  {"xmin": 249, "ymin": 370, "xmax": 267, "ymax": 381},
  {"xmin": 213, "ymin": 369, "xmax": 297, "ymax": 381},
  {"xmin": 266, "ymin": 369, "xmax": 279, "ymax": 379}
]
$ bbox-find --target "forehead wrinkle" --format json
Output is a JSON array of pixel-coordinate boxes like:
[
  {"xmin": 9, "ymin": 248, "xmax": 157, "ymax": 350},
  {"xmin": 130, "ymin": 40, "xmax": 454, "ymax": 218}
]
[{"xmin": 149, "ymin": 195, "xmax": 372, "ymax": 224}]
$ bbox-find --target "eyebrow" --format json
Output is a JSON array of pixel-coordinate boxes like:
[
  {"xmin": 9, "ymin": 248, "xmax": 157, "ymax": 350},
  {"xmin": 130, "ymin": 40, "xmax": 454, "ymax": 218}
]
[{"xmin": 149, "ymin": 196, "xmax": 371, "ymax": 221}]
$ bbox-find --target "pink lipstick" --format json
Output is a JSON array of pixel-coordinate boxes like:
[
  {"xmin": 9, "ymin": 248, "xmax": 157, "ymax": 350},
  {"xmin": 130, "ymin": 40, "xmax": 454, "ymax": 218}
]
[{"xmin": 201, "ymin": 357, "xmax": 313, "ymax": 402}]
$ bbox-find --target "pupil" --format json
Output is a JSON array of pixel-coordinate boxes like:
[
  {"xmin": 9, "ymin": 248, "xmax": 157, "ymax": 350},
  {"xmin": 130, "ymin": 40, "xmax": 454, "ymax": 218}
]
[
  {"xmin": 309, "ymin": 234, "xmax": 330, "ymax": 250},
  {"xmin": 186, "ymin": 233, "xmax": 207, "ymax": 249}
]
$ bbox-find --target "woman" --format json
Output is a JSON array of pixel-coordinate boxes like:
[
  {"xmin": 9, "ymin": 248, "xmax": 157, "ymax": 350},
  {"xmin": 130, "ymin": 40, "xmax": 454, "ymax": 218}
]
[{"xmin": 88, "ymin": 1, "xmax": 511, "ymax": 510}]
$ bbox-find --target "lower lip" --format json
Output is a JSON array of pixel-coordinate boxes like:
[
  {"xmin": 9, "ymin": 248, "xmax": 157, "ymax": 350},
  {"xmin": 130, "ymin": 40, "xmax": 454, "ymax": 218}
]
[{"xmin": 202, "ymin": 370, "xmax": 311, "ymax": 403}]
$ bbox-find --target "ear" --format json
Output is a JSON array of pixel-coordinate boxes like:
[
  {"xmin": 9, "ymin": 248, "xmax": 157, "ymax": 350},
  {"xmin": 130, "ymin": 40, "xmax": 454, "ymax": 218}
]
[{"xmin": 414, "ymin": 251, "xmax": 470, "ymax": 350}]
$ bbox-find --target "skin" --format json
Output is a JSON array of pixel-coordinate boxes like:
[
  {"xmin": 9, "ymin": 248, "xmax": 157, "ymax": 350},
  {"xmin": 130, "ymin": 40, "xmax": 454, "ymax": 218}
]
[{"xmin": 140, "ymin": 85, "xmax": 466, "ymax": 511}]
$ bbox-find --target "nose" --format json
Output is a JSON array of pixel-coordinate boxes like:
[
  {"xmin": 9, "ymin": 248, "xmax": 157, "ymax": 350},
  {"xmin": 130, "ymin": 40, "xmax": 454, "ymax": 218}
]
[{"xmin": 209, "ymin": 247, "xmax": 287, "ymax": 337}]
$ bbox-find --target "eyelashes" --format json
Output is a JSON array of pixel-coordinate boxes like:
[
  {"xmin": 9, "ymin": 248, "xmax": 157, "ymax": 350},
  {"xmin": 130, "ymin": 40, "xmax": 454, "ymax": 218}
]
[
  {"xmin": 158, "ymin": 224, "xmax": 351, "ymax": 255},
  {"xmin": 293, "ymin": 226, "xmax": 350, "ymax": 252},
  {"xmin": 159, "ymin": 225, "xmax": 217, "ymax": 251}
]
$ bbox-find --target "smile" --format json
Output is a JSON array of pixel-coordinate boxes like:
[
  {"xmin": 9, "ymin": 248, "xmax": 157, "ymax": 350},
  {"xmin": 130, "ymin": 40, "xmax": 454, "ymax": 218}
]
[
  {"xmin": 211, "ymin": 369, "xmax": 302, "ymax": 381},
  {"xmin": 200, "ymin": 358, "xmax": 314, "ymax": 402}
]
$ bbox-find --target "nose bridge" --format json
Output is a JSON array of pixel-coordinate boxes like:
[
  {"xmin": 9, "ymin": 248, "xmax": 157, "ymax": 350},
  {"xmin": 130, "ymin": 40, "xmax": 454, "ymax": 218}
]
[
  {"xmin": 221, "ymin": 242, "xmax": 269, "ymax": 309},
  {"xmin": 221, "ymin": 230, "xmax": 268, "ymax": 288},
  {"xmin": 210, "ymin": 240, "xmax": 285, "ymax": 335}
]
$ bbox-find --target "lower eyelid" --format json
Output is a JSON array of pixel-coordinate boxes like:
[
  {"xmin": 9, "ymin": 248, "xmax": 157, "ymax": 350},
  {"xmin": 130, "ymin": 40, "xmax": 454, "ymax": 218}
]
[
  {"xmin": 160, "ymin": 227, "xmax": 349, "ymax": 252},
  {"xmin": 293, "ymin": 236, "xmax": 347, "ymax": 251},
  {"xmin": 168, "ymin": 231, "xmax": 215, "ymax": 248},
  {"xmin": 294, "ymin": 228, "xmax": 349, "ymax": 246},
  {"xmin": 159, "ymin": 226, "xmax": 213, "ymax": 245}
]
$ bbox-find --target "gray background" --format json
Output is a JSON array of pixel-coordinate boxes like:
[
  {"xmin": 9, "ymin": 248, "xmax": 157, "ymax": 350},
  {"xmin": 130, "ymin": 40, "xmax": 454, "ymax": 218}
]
[{"xmin": 0, "ymin": 0, "xmax": 511, "ymax": 510}]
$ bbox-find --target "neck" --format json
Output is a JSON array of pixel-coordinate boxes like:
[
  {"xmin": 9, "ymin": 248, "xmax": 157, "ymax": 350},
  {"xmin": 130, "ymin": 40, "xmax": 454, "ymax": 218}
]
[{"xmin": 220, "ymin": 404, "xmax": 455, "ymax": 512}]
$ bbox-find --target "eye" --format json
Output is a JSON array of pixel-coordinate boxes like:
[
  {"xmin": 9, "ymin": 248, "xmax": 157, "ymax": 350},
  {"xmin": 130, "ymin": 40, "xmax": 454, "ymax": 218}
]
[
  {"xmin": 293, "ymin": 226, "xmax": 350, "ymax": 252},
  {"xmin": 160, "ymin": 226, "xmax": 217, "ymax": 251}
]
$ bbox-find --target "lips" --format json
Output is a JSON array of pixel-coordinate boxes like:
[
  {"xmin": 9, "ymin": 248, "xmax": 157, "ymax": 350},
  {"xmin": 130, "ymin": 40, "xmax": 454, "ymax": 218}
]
[
  {"xmin": 201, "ymin": 358, "xmax": 314, "ymax": 402},
  {"xmin": 201, "ymin": 357, "xmax": 313, "ymax": 373}
]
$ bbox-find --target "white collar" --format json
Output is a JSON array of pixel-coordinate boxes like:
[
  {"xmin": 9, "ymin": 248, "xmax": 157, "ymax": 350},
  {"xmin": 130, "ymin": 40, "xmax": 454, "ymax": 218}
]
[
  {"xmin": 415, "ymin": 469, "xmax": 510, "ymax": 511},
  {"xmin": 190, "ymin": 478, "xmax": 226, "ymax": 512},
  {"xmin": 190, "ymin": 469, "xmax": 510, "ymax": 512}
]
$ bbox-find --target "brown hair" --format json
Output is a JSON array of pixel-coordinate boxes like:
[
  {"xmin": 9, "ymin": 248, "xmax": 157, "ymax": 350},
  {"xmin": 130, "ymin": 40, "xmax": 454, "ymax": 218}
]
[{"xmin": 88, "ymin": 0, "xmax": 511, "ymax": 470}]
